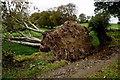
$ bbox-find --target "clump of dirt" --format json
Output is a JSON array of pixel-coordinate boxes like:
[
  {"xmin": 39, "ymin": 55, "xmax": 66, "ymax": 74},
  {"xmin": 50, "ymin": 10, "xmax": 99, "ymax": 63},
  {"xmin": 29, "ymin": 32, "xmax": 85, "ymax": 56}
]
[{"xmin": 40, "ymin": 21, "xmax": 92, "ymax": 61}]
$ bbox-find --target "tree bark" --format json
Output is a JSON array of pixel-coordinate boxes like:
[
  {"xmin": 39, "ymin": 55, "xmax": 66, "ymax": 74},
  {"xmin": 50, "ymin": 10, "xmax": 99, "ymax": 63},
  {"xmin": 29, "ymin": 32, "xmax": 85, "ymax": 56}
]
[
  {"xmin": 7, "ymin": 40, "xmax": 41, "ymax": 47},
  {"xmin": 97, "ymin": 30, "xmax": 112, "ymax": 46},
  {"xmin": 9, "ymin": 37, "xmax": 41, "ymax": 42},
  {"xmin": 118, "ymin": 17, "xmax": 120, "ymax": 24},
  {"xmin": 23, "ymin": 22, "xmax": 44, "ymax": 33}
]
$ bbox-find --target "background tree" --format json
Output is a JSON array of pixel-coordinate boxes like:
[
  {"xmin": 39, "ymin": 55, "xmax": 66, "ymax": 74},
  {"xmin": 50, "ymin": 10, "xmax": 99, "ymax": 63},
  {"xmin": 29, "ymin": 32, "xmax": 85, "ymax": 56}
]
[
  {"xmin": 29, "ymin": 12, "xmax": 41, "ymax": 25},
  {"xmin": 30, "ymin": 11, "xmax": 55, "ymax": 29},
  {"xmin": 57, "ymin": 3, "xmax": 77, "ymax": 23},
  {"xmin": 36, "ymin": 11, "xmax": 54, "ymax": 28},
  {"xmin": 88, "ymin": 12, "xmax": 112, "ymax": 46},
  {"xmin": 86, "ymin": 16, "xmax": 91, "ymax": 22},
  {"xmin": 78, "ymin": 13, "xmax": 86, "ymax": 23},
  {"xmin": 49, "ymin": 10, "xmax": 63, "ymax": 26},
  {"xmin": 29, "ymin": 3, "xmax": 77, "ymax": 27},
  {"xmin": 94, "ymin": 2, "xmax": 120, "ymax": 23}
]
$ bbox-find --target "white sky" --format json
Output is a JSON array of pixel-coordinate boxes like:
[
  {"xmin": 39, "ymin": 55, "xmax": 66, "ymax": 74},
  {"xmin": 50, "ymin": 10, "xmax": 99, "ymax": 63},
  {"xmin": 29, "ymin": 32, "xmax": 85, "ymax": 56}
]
[
  {"xmin": 29, "ymin": 0, "xmax": 95, "ymax": 16},
  {"xmin": 28, "ymin": 0, "xmax": 118, "ymax": 23}
]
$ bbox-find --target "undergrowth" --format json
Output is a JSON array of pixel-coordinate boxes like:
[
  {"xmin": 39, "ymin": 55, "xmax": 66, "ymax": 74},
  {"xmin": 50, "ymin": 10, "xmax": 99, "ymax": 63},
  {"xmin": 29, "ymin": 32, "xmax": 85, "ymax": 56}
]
[{"xmin": 2, "ymin": 52, "xmax": 67, "ymax": 78}]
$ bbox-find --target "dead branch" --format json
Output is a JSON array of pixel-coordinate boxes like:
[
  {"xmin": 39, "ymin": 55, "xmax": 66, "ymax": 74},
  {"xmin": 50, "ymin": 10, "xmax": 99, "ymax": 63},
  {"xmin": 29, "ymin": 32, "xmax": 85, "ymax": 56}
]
[
  {"xmin": 10, "ymin": 36, "xmax": 41, "ymax": 42},
  {"xmin": 23, "ymin": 22, "xmax": 44, "ymax": 33},
  {"xmin": 11, "ymin": 16, "xmax": 44, "ymax": 33},
  {"xmin": 28, "ymin": 21, "xmax": 40, "ymax": 30},
  {"xmin": 7, "ymin": 40, "xmax": 41, "ymax": 47}
]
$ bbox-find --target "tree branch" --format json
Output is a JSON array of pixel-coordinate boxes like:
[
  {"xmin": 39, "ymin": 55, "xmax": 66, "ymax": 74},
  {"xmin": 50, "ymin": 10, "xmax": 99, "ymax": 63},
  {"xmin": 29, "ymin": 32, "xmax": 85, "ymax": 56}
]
[
  {"xmin": 11, "ymin": 16, "xmax": 44, "ymax": 33},
  {"xmin": 28, "ymin": 21, "xmax": 39, "ymax": 30},
  {"xmin": 18, "ymin": 32, "xmax": 41, "ymax": 42},
  {"xmin": 23, "ymin": 22, "xmax": 44, "ymax": 33},
  {"xmin": 7, "ymin": 40, "xmax": 41, "ymax": 47},
  {"xmin": 10, "ymin": 36, "xmax": 41, "ymax": 42}
]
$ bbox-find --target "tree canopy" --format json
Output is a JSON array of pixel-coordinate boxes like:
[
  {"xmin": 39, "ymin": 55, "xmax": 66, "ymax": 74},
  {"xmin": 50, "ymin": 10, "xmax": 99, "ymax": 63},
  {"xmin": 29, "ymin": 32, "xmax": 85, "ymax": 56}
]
[
  {"xmin": 29, "ymin": 3, "xmax": 77, "ymax": 28},
  {"xmin": 78, "ymin": 13, "xmax": 86, "ymax": 23},
  {"xmin": 94, "ymin": 2, "xmax": 120, "ymax": 21}
]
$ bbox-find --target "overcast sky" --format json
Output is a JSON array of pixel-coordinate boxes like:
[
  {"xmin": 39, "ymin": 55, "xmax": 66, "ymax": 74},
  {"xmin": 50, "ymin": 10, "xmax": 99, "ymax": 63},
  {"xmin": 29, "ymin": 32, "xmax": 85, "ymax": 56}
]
[
  {"xmin": 29, "ymin": 0, "xmax": 118, "ymax": 23},
  {"xmin": 29, "ymin": 0, "xmax": 95, "ymax": 16}
]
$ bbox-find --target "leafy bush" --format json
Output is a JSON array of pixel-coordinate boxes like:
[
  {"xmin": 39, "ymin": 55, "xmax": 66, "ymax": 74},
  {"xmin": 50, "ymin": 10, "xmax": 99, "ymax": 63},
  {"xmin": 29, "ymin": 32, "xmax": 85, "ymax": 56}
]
[{"xmin": 88, "ymin": 12, "xmax": 111, "ymax": 46}]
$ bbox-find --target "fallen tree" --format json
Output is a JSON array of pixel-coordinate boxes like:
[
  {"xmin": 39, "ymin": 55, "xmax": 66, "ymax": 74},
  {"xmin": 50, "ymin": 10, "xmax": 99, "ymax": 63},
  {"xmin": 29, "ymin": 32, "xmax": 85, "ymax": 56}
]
[
  {"xmin": 3, "ymin": 20, "xmax": 44, "ymax": 47},
  {"xmin": 4, "ymin": 21, "xmax": 92, "ymax": 61},
  {"xmin": 2, "ymin": 0, "xmax": 93, "ymax": 61}
]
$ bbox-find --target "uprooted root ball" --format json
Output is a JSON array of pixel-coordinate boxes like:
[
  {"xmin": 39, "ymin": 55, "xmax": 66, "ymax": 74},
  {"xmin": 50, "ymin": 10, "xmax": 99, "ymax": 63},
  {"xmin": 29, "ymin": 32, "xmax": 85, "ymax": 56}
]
[{"xmin": 40, "ymin": 21, "xmax": 92, "ymax": 61}]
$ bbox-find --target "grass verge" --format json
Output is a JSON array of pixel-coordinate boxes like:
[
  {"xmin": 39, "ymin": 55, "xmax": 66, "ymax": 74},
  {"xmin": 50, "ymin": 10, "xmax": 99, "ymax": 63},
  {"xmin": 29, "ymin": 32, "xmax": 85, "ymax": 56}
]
[{"xmin": 87, "ymin": 60, "xmax": 120, "ymax": 78}]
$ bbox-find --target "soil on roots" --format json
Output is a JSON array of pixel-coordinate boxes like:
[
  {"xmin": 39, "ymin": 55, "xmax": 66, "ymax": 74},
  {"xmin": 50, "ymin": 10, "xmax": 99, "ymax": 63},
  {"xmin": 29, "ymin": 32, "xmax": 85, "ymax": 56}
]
[{"xmin": 40, "ymin": 21, "xmax": 92, "ymax": 61}]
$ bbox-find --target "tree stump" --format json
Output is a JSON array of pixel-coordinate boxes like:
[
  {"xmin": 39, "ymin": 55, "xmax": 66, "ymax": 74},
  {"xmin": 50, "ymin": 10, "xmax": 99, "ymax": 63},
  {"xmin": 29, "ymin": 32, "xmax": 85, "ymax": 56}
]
[{"xmin": 40, "ymin": 21, "xmax": 92, "ymax": 61}]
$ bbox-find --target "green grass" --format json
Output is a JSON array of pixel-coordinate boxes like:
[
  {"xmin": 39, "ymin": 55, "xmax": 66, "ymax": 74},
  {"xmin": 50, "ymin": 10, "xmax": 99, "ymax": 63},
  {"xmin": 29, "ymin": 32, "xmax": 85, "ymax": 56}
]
[
  {"xmin": 3, "ymin": 60, "xmax": 67, "ymax": 78},
  {"xmin": 87, "ymin": 61, "xmax": 120, "ymax": 78},
  {"xmin": 2, "ymin": 27, "xmax": 52, "ymax": 55},
  {"xmin": 89, "ymin": 31, "xmax": 100, "ymax": 46},
  {"xmin": 3, "ymin": 41, "xmax": 39, "ymax": 55},
  {"xmin": 3, "ymin": 31, "xmax": 43, "ymax": 39},
  {"xmin": 80, "ymin": 23, "xmax": 120, "ymax": 30},
  {"xmin": 107, "ymin": 30, "xmax": 120, "ymax": 47},
  {"xmin": 107, "ymin": 31, "xmax": 120, "ymax": 36},
  {"xmin": 108, "ymin": 24, "xmax": 120, "ymax": 29},
  {"xmin": 80, "ymin": 23, "xmax": 120, "ymax": 47},
  {"xmin": 39, "ymin": 27, "xmax": 53, "ymax": 31},
  {"xmin": 2, "ymin": 52, "xmax": 67, "ymax": 78},
  {"xmin": 80, "ymin": 23, "xmax": 100, "ymax": 46},
  {"xmin": 80, "ymin": 23, "xmax": 89, "ymax": 27}
]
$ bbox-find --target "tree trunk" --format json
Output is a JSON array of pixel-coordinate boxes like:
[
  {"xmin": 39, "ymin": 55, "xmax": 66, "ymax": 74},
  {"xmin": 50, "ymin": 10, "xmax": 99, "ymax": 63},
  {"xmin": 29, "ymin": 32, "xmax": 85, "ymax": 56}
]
[
  {"xmin": 118, "ymin": 17, "xmax": 120, "ymax": 24},
  {"xmin": 97, "ymin": 30, "xmax": 112, "ymax": 46},
  {"xmin": 7, "ymin": 40, "xmax": 42, "ymax": 47}
]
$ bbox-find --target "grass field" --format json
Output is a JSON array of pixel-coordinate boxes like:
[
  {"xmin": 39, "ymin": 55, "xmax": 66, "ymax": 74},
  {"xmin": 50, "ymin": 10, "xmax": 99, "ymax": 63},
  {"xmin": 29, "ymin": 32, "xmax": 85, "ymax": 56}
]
[
  {"xmin": 107, "ymin": 31, "xmax": 120, "ymax": 47},
  {"xmin": 80, "ymin": 23, "xmax": 89, "ymax": 27},
  {"xmin": 108, "ymin": 24, "xmax": 120, "ymax": 29},
  {"xmin": 3, "ymin": 41, "xmax": 39, "ymax": 55},
  {"xmin": 80, "ymin": 23, "xmax": 120, "ymax": 29}
]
